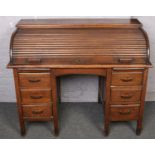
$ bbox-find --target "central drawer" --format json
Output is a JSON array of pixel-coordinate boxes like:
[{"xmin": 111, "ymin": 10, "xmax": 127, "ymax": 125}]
[
  {"xmin": 19, "ymin": 72, "xmax": 51, "ymax": 88},
  {"xmin": 21, "ymin": 89, "xmax": 51, "ymax": 104}
]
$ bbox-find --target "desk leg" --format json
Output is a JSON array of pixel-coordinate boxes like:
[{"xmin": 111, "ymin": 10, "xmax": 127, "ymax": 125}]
[
  {"xmin": 13, "ymin": 69, "xmax": 26, "ymax": 136},
  {"xmin": 17, "ymin": 105, "xmax": 26, "ymax": 136},
  {"xmin": 136, "ymin": 69, "xmax": 148, "ymax": 136},
  {"xmin": 136, "ymin": 69, "xmax": 148, "ymax": 135},
  {"xmin": 57, "ymin": 77, "xmax": 61, "ymax": 104},
  {"xmin": 51, "ymin": 74, "xmax": 59, "ymax": 136},
  {"xmin": 136, "ymin": 120, "xmax": 142, "ymax": 135},
  {"xmin": 104, "ymin": 69, "xmax": 112, "ymax": 136}
]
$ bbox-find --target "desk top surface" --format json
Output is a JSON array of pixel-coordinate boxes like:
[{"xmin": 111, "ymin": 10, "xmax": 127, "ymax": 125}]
[{"xmin": 16, "ymin": 18, "xmax": 142, "ymax": 29}]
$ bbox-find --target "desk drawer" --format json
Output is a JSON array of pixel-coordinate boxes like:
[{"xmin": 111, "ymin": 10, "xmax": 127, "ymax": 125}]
[
  {"xmin": 111, "ymin": 87, "xmax": 141, "ymax": 102},
  {"xmin": 112, "ymin": 71, "xmax": 143, "ymax": 86},
  {"xmin": 110, "ymin": 106, "xmax": 139, "ymax": 121},
  {"xmin": 22, "ymin": 105, "xmax": 51, "ymax": 118},
  {"xmin": 21, "ymin": 89, "xmax": 51, "ymax": 104},
  {"xmin": 19, "ymin": 73, "xmax": 51, "ymax": 88}
]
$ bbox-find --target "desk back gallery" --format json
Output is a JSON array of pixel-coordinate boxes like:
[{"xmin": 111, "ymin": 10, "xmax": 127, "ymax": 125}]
[{"xmin": 7, "ymin": 18, "xmax": 152, "ymax": 136}]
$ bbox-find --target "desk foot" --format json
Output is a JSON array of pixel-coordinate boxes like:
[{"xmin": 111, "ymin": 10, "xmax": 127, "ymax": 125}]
[
  {"xmin": 98, "ymin": 96, "xmax": 102, "ymax": 104},
  {"xmin": 20, "ymin": 129, "xmax": 26, "ymax": 136},
  {"xmin": 136, "ymin": 128, "xmax": 142, "ymax": 136},
  {"xmin": 54, "ymin": 129, "xmax": 59, "ymax": 136},
  {"xmin": 104, "ymin": 129, "xmax": 109, "ymax": 136}
]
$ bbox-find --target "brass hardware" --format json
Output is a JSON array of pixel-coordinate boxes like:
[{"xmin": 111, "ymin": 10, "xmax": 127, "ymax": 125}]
[
  {"xmin": 121, "ymin": 95, "xmax": 132, "ymax": 99},
  {"xmin": 119, "ymin": 110, "xmax": 131, "ymax": 115},
  {"xmin": 32, "ymin": 110, "xmax": 44, "ymax": 114},
  {"xmin": 121, "ymin": 78, "xmax": 133, "ymax": 82},
  {"xmin": 118, "ymin": 58, "xmax": 134, "ymax": 63},
  {"xmin": 27, "ymin": 58, "xmax": 42, "ymax": 63},
  {"xmin": 29, "ymin": 79, "xmax": 41, "ymax": 83},
  {"xmin": 30, "ymin": 96, "xmax": 43, "ymax": 99}
]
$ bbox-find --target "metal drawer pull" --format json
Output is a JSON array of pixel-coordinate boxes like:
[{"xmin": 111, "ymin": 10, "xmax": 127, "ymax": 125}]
[
  {"xmin": 118, "ymin": 58, "xmax": 134, "ymax": 63},
  {"xmin": 27, "ymin": 58, "xmax": 42, "ymax": 63},
  {"xmin": 29, "ymin": 79, "xmax": 41, "ymax": 83},
  {"xmin": 121, "ymin": 78, "xmax": 133, "ymax": 82},
  {"xmin": 119, "ymin": 110, "xmax": 131, "ymax": 115},
  {"xmin": 121, "ymin": 95, "xmax": 132, "ymax": 99},
  {"xmin": 32, "ymin": 110, "xmax": 44, "ymax": 114},
  {"xmin": 30, "ymin": 96, "xmax": 43, "ymax": 99}
]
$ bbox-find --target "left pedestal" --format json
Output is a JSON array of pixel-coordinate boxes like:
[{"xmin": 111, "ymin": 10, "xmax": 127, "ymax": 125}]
[{"xmin": 13, "ymin": 69, "xmax": 56, "ymax": 135}]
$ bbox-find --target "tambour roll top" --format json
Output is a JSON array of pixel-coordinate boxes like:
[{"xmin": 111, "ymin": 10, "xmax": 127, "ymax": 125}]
[{"xmin": 10, "ymin": 18, "xmax": 150, "ymax": 66}]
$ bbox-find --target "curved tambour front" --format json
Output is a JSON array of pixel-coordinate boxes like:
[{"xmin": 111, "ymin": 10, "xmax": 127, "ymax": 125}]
[{"xmin": 10, "ymin": 26, "xmax": 149, "ymax": 65}]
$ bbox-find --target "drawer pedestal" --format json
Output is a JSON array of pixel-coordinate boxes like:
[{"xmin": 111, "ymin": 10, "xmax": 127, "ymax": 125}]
[
  {"xmin": 12, "ymin": 68, "xmax": 149, "ymax": 136},
  {"xmin": 103, "ymin": 69, "xmax": 148, "ymax": 136},
  {"xmin": 13, "ymin": 69, "xmax": 54, "ymax": 135}
]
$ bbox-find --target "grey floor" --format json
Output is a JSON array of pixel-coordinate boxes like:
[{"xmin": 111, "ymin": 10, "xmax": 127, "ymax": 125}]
[{"xmin": 0, "ymin": 102, "xmax": 155, "ymax": 139}]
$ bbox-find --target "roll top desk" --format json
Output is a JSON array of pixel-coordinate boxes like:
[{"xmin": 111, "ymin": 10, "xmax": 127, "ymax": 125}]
[{"xmin": 7, "ymin": 18, "xmax": 152, "ymax": 136}]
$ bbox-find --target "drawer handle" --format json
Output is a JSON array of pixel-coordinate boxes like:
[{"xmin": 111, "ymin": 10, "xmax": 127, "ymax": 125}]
[
  {"xmin": 121, "ymin": 95, "xmax": 132, "ymax": 99},
  {"xmin": 27, "ymin": 58, "xmax": 42, "ymax": 64},
  {"xmin": 30, "ymin": 96, "xmax": 43, "ymax": 99},
  {"xmin": 121, "ymin": 78, "xmax": 133, "ymax": 82},
  {"xmin": 29, "ymin": 79, "xmax": 41, "ymax": 83},
  {"xmin": 119, "ymin": 110, "xmax": 131, "ymax": 115},
  {"xmin": 32, "ymin": 110, "xmax": 44, "ymax": 114},
  {"xmin": 118, "ymin": 58, "xmax": 134, "ymax": 64}
]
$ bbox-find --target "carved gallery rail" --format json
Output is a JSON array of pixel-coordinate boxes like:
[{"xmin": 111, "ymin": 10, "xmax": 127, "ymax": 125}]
[{"xmin": 7, "ymin": 18, "xmax": 152, "ymax": 136}]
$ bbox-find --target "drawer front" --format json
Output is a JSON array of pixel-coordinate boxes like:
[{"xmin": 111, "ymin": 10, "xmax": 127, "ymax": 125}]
[
  {"xmin": 110, "ymin": 106, "xmax": 139, "ymax": 121},
  {"xmin": 112, "ymin": 71, "xmax": 143, "ymax": 86},
  {"xmin": 22, "ymin": 105, "xmax": 51, "ymax": 118},
  {"xmin": 21, "ymin": 90, "xmax": 51, "ymax": 104},
  {"xmin": 19, "ymin": 73, "xmax": 51, "ymax": 88},
  {"xmin": 111, "ymin": 88, "xmax": 141, "ymax": 102}
]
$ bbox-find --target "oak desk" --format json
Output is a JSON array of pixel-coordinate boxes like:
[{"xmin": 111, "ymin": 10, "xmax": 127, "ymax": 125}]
[{"xmin": 8, "ymin": 18, "xmax": 152, "ymax": 136}]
